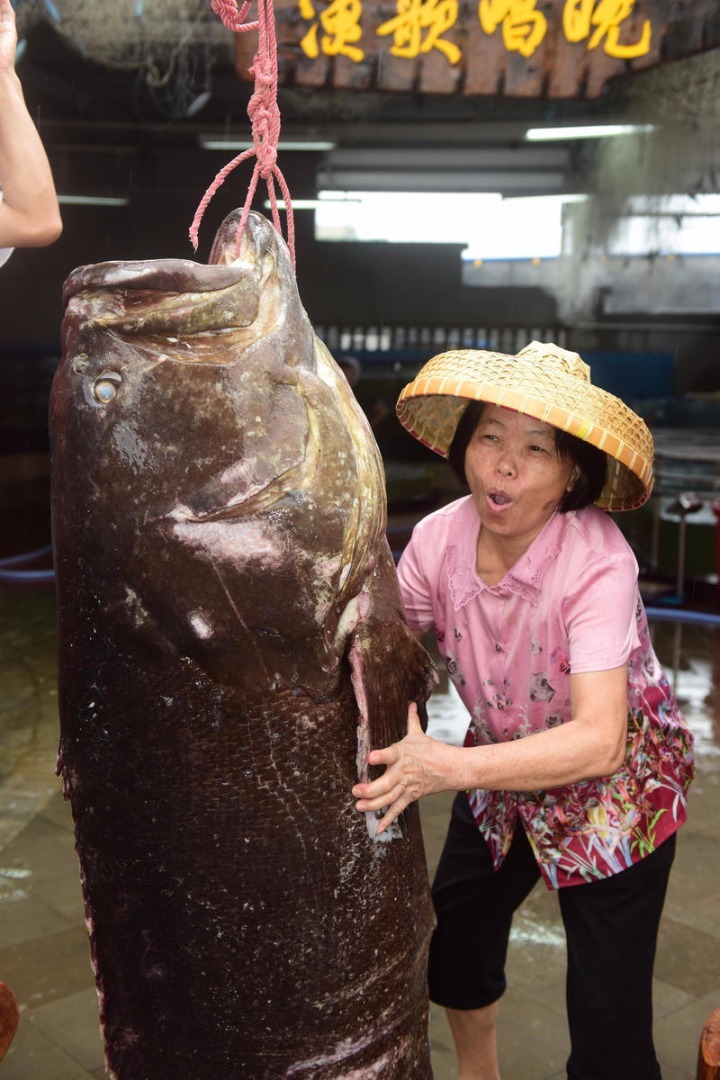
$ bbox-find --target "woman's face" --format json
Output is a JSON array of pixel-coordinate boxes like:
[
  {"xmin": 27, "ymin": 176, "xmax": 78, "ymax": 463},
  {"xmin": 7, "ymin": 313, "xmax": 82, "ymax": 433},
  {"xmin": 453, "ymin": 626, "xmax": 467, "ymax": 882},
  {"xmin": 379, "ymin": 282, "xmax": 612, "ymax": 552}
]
[{"xmin": 464, "ymin": 404, "xmax": 577, "ymax": 549}]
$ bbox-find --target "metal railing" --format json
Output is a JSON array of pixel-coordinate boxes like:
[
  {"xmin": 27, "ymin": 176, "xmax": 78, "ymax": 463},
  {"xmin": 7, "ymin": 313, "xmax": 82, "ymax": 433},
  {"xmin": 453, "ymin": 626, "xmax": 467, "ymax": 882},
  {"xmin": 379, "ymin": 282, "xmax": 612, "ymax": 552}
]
[{"xmin": 314, "ymin": 324, "xmax": 568, "ymax": 356}]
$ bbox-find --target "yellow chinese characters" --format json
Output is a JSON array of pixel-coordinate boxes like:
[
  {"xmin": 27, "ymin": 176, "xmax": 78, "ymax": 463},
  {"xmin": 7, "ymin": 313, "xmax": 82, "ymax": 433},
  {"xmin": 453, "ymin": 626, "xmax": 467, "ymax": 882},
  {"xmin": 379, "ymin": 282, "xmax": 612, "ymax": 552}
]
[
  {"xmin": 377, "ymin": 0, "xmax": 462, "ymax": 65},
  {"xmin": 296, "ymin": 0, "xmax": 653, "ymax": 66},
  {"xmin": 299, "ymin": 0, "xmax": 364, "ymax": 62},
  {"xmin": 479, "ymin": 0, "xmax": 547, "ymax": 59},
  {"xmin": 563, "ymin": 0, "xmax": 651, "ymax": 59}
]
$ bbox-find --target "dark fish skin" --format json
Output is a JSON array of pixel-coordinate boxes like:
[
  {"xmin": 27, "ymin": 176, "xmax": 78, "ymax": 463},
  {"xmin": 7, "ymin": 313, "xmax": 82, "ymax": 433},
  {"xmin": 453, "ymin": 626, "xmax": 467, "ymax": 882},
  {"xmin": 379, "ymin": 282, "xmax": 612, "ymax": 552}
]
[{"xmin": 50, "ymin": 210, "xmax": 437, "ymax": 1079}]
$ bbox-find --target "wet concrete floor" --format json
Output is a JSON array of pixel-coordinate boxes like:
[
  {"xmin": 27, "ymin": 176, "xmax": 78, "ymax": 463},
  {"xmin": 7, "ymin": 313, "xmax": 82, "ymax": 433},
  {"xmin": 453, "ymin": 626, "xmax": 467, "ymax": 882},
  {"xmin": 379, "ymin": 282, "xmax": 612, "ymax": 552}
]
[{"xmin": 1, "ymin": 583, "xmax": 720, "ymax": 1078}]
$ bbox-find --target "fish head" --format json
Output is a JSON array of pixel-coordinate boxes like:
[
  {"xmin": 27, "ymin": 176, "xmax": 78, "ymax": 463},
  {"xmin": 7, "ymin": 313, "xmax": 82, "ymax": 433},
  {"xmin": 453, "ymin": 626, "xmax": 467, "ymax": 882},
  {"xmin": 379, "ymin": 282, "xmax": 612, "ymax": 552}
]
[{"xmin": 53, "ymin": 211, "xmax": 386, "ymax": 694}]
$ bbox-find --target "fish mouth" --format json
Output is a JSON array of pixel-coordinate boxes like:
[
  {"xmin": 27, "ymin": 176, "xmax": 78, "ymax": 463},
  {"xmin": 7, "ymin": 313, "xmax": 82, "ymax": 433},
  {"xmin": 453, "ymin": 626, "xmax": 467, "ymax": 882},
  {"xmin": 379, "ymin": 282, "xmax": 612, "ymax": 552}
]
[
  {"xmin": 64, "ymin": 260, "xmax": 260, "ymax": 337},
  {"xmin": 63, "ymin": 214, "xmax": 278, "ymax": 339},
  {"xmin": 209, "ymin": 208, "xmax": 280, "ymax": 272}
]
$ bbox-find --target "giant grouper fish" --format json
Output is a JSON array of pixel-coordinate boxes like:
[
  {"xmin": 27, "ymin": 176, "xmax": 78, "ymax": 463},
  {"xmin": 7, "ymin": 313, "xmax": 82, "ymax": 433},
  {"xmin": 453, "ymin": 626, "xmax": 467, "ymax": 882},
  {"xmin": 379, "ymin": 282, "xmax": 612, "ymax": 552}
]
[{"xmin": 50, "ymin": 209, "xmax": 438, "ymax": 1079}]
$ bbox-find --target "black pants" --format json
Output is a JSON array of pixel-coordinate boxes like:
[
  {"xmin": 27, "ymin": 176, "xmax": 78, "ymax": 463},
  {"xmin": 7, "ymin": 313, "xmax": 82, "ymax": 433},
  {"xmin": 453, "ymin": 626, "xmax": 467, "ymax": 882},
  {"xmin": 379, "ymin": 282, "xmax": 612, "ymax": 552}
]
[{"xmin": 429, "ymin": 792, "xmax": 676, "ymax": 1080}]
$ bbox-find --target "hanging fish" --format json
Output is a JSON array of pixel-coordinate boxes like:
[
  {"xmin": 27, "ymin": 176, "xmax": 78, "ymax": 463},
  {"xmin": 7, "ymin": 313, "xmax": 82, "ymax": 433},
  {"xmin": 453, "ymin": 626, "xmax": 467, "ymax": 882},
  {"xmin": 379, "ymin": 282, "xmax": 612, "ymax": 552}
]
[{"xmin": 50, "ymin": 210, "xmax": 437, "ymax": 1079}]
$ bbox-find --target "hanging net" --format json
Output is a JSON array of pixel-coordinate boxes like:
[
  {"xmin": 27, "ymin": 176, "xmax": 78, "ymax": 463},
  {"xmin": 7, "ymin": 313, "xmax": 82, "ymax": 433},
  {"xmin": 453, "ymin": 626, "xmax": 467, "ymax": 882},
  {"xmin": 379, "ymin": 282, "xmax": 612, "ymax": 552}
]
[
  {"xmin": 17, "ymin": 0, "xmax": 231, "ymax": 116},
  {"xmin": 18, "ymin": 0, "xmax": 230, "ymax": 68},
  {"xmin": 18, "ymin": 0, "xmax": 295, "ymax": 259},
  {"xmin": 579, "ymin": 49, "xmax": 720, "ymax": 251},
  {"xmin": 556, "ymin": 48, "xmax": 720, "ymax": 319}
]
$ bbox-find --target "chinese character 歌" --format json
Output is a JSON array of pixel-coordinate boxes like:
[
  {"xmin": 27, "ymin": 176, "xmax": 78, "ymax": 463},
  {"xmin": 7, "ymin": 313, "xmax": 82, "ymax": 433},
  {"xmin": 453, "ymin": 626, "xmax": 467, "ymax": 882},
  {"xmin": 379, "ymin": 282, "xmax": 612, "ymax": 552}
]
[{"xmin": 377, "ymin": 0, "xmax": 462, "ymax": 65}]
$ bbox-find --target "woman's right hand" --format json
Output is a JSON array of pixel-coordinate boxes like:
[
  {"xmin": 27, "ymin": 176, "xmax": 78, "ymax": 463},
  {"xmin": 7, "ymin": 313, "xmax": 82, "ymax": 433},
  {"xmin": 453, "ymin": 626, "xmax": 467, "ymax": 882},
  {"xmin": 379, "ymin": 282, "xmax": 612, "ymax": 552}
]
[{"xmin": 352, "ymin": 702, "xmax": 462, "ymax": 834}]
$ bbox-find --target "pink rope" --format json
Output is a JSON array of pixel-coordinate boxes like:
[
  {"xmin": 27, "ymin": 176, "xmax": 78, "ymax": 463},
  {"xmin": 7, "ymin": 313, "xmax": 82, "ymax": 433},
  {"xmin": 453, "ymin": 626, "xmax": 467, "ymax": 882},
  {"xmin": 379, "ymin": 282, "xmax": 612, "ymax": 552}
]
[
  {"xmin": 189, "ymin": 0, "xmax": 295, "ymax": 267},
  {"xmin": 211, "ymin": 0, "xmax": 257, "ymax": 31}
]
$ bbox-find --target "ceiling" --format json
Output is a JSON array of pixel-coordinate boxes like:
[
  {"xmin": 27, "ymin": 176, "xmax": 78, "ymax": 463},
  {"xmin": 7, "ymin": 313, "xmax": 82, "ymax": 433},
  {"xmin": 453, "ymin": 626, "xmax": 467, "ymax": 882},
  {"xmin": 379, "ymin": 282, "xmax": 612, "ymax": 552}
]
[
  {"xmin": 3, "ymin": 6, "xmax": 720, "ymax": 351},
  {"xmin": 11, "ymin": 3, "xmax": 720, "ymax": 332},
  {"xmin": 16, "ymin": 8, "xmax": 654, "ymax": 207}
]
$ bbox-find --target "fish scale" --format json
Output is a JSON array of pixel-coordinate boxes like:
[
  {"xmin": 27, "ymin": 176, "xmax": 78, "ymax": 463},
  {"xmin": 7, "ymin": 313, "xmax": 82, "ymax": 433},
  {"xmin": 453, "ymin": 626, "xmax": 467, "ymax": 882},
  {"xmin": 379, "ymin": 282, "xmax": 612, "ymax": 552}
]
[{"xmin": 51, "ymin": 210, "xmax": 437, "ymax": 1078}]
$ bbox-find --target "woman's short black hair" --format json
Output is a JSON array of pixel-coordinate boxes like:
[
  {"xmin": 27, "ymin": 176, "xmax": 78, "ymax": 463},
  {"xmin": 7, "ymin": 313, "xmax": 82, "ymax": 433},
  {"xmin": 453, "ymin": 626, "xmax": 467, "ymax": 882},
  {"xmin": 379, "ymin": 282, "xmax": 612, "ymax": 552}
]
[
  {"xmin": 447, "ymin": 400, "xmax": 607, "ymax": 513},
  {"xmin": 448, "ymin": 401, "xmax": 485, "ymax": 486}
]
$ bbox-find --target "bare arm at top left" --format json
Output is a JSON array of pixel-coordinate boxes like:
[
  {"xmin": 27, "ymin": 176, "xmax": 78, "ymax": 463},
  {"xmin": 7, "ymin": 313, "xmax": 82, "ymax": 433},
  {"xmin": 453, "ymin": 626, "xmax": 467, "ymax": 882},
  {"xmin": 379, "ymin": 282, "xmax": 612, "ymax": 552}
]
[{"xmin": 0, "ymin": 0, "xmax": 62, "ymax": 249}]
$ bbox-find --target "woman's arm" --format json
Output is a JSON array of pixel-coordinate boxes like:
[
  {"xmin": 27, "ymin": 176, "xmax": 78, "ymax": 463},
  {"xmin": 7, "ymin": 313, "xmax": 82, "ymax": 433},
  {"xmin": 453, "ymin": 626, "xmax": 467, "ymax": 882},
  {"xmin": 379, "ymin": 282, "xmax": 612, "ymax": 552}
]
[
  {"xmin": 0, "ymin": 0, "xmax": 62, "ymax": 249},
  {"xmin": 353, "ymin": 665, "xmax": 629, "ymax": 834}
]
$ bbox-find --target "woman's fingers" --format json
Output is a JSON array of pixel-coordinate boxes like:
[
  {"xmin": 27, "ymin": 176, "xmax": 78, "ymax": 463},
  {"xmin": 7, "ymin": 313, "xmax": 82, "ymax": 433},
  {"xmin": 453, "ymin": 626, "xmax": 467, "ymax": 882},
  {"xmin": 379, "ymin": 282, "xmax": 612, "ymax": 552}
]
[
  {"xmin": 407, "ymin": 701, "xmax": 423, "ymax": 733},
  {"xmin": 353, "ymin": 702, "xmax": 436, "ymax": 832},
  {"xmin": 374, "ymin": 800, "xmax": 407, "ymax": 835},
  {"xmin": 355, "ymin": 780, "xmax": 407, "ymax": 815},
  {"xmin": 352, "ymin": 768, "xmax": 399, "ymax": 805},
  {"xmin": 366, "ymin": 703, "xmax": 422, "ymax": 768},
  {"xmin": 366, "ymin": 745, "xmax": 398, "ymax": 769},
  {"xmin": 360, "ymin": 784, "xmax": 412, "ymax": 836}
]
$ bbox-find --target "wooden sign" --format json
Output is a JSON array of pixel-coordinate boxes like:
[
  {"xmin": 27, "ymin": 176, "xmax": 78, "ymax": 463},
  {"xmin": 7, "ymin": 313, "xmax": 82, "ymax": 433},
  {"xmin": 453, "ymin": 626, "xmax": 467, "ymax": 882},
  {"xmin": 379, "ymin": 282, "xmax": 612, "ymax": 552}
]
[{"xmin": 235, "ymin": 0, "xmax": 720, "ymax": 99}]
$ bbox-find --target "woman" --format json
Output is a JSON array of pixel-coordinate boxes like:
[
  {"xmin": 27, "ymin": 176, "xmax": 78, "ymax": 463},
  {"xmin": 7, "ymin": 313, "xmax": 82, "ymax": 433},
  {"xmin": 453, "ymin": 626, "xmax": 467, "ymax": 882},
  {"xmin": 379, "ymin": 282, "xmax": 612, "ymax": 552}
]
[{"xmin": 352, "ymin": 342, "xmax": 694, "ymax": 1080}]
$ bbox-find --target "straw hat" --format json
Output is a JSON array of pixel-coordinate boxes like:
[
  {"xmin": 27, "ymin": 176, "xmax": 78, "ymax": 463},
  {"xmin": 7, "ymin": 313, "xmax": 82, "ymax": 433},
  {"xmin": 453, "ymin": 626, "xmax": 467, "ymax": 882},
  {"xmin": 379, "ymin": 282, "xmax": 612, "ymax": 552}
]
[{"xmin": 396, "ymin": 341, "xmax": 654, "ymax": 511}]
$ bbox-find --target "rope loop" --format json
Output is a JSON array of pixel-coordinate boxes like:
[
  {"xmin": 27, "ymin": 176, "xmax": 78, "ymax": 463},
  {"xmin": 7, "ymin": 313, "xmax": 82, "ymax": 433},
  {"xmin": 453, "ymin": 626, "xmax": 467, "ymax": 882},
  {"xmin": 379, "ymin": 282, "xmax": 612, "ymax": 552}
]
[
  {"xmin": 210, "ymin": 0, "xmax": 258, "ymax": 33},
  {"xmin": 190, "ymin": 0, "xmax": 295, "ymax": 267}
]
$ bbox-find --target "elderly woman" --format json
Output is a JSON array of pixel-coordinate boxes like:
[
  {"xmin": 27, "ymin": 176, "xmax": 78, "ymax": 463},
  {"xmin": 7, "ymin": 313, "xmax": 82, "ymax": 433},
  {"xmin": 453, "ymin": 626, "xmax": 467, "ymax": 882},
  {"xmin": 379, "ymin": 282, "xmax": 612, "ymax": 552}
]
[{"xmin": 353, "ymin": 342, "xmax": 694, "ymax": 1080}]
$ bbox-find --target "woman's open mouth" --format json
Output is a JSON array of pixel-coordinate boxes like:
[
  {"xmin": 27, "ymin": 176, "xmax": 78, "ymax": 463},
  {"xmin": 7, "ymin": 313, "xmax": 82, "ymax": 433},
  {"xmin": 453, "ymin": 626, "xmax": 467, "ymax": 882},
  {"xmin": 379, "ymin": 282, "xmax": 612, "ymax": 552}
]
[{"xmin": 487, "ymin": 490, "xmax": 512, "ymax": 507}]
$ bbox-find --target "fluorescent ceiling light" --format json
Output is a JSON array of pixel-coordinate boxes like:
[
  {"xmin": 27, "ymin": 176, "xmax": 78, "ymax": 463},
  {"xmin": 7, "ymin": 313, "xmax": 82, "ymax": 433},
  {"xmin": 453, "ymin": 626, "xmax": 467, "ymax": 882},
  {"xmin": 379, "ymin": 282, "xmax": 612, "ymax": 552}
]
[
  {"xmin": 325, "ymin": 147, "xmax": 569, "ymax": 169},
  {"xmin": 199, "ymin": 137, "xmax": 336, "ymax": 152},
  {"xmin": 58, "ymin": 194, "xmax": 129, "ymax": 206},
  {"xmin": 502, "ymin": 192, "xmax": 587, "ymax": 202},
  {"xmin": 317, "ymin": 193, "xmax": 362, "ymax": 202},
  {"xmin": 263, "ymin": 197, "xmax": 360, "ymax": 210},
  {"xmin": 317, "ymin": 169, "xmax": 567, "ymax": 194},
  {"xmin": 525, "ymin": 124, "xmax": 655, "ymax": 141},
  {"xmin": 263, "ymin": 199, "xmax": 318, "ymax": 211}
]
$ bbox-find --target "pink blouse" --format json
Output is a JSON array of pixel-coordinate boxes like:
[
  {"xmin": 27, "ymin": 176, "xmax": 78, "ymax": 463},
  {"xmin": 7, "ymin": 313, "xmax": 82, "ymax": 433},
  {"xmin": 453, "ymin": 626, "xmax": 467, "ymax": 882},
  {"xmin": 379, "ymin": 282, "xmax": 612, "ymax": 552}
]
[{"xmin": 398, "ymin": 496, "xmax": 694, "ymax": 889}]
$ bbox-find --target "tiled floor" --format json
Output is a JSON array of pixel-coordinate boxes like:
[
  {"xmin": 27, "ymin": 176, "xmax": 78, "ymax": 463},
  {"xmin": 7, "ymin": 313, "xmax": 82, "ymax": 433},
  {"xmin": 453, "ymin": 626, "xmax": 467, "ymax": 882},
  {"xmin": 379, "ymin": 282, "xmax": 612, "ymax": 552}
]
[{"xmin": 1, "ymin": 585, "xmax": 720, "ymax": 1078}]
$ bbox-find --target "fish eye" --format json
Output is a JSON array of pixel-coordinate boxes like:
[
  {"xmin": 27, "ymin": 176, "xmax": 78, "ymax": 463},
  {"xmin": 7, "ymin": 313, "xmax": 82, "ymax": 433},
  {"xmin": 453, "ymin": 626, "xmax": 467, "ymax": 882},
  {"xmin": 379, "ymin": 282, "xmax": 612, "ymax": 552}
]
[{"xmin": 93, "ymin": 371, "xmax": 122, "ymax": 404}]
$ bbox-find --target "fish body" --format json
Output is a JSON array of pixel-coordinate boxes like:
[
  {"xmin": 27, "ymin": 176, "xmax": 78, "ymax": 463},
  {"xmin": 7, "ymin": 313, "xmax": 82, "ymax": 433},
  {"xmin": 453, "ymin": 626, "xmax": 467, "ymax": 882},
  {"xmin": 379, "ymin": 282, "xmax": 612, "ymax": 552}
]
[{"xmin": 50, "ymin": 211, "xmax": 436, "ymax": 1078}]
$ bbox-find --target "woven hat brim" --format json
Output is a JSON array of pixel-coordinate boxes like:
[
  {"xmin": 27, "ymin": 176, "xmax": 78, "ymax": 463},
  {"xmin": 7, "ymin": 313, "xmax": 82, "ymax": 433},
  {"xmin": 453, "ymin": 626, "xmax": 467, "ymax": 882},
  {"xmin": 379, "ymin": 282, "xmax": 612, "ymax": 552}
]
[{"xmin": 396, "ymin": 350, "xmax": 654, "ymax": 512}]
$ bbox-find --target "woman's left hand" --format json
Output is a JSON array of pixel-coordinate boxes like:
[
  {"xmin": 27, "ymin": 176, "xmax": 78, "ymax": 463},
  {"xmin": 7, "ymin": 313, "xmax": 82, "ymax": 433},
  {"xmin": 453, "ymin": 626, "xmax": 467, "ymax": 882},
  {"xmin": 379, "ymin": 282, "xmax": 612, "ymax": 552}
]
[{"xmin": 352, "ymin": 702, "xmax": 460, "ymax": 835}]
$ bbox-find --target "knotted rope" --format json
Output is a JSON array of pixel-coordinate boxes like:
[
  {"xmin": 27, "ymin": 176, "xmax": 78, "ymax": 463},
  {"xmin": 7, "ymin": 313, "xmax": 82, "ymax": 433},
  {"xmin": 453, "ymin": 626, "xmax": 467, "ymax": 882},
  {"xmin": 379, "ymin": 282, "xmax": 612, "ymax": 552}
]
[{"xmin": 189, "ymin": 0, "xmax": 295, "ymax": 266}]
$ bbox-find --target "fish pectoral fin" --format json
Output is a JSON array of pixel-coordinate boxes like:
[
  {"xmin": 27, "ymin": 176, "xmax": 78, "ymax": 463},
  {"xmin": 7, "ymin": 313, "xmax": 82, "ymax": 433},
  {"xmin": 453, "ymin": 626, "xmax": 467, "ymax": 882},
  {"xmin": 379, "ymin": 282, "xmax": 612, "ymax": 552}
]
[{"xmin": 349, "ymin": 615, "xmax": 437, "ymax": 783}]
